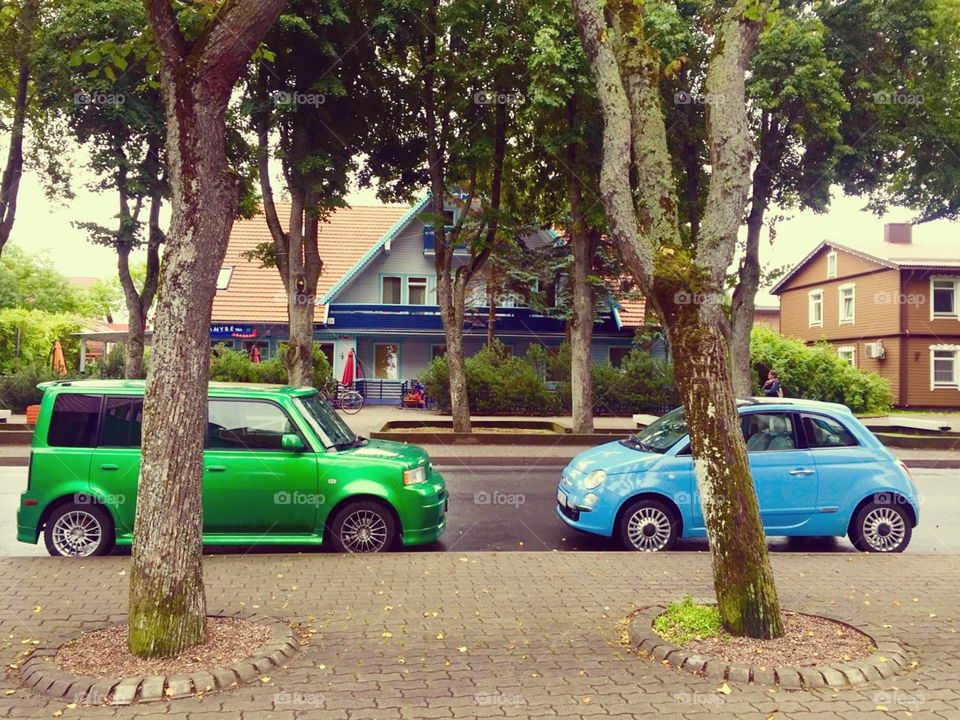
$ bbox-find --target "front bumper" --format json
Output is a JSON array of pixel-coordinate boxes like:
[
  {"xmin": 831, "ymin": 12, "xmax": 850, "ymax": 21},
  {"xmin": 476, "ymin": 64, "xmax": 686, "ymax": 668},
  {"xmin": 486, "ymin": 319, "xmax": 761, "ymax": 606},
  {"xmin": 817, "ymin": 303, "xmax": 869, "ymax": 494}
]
[
  {"xmin": 400, "ymin": 467, "xmax": 448, "ymax": 546},
  {"xmin": 555, "ymin": 483, "xmax": 614, "ymax": 538}
]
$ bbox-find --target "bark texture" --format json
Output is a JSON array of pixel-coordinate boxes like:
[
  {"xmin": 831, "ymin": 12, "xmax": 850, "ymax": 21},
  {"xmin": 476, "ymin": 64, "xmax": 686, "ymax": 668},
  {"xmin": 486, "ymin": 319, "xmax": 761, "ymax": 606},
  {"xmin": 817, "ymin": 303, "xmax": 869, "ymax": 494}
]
[
  {"xmin": 130, "ymin": 0, "xmax": 287, "ymax": 659},
  {"xmin": 574, "ymin": 0, "xmax": 784, "ymax": 638},
  {"xmin": 0, "ymin": 0, "xmax": 38, "ymax": 256}
]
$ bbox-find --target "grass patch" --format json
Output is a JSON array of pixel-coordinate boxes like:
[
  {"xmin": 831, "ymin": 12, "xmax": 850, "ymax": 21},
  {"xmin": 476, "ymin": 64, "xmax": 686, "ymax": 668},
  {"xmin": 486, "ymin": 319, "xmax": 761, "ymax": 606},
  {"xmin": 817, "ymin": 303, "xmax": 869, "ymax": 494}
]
[{"xmin": 653, "ymin": 597, "xmax": 722, "ymax": 646}]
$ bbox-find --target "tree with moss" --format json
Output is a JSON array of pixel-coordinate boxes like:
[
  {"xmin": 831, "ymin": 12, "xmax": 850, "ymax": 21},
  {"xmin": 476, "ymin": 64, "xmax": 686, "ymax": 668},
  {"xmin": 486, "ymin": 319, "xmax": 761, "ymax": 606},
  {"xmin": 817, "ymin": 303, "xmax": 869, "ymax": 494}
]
[{"xmin": 573, "ymin": 0, "xmax": 784, "ymax": 638}]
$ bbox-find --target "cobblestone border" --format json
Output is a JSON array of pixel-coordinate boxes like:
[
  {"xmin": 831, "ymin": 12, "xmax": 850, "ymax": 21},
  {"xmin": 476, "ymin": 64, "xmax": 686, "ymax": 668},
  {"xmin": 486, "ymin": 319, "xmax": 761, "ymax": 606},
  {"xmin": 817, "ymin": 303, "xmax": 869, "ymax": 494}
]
[
  {"xmin": 629, "ymin": 604, "xmax": 916, "ymax": 689},
  {"xmin": 18, "ymin": 612, "xmax": 301, "ymax": 706}
]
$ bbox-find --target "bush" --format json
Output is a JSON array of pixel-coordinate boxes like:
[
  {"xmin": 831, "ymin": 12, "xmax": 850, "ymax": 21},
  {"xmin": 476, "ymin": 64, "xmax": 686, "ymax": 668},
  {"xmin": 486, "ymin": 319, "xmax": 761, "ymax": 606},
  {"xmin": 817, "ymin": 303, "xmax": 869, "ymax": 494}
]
[
  {"xmin": 422, "ymin": 340, "xmax": 560, "ymax": 414},
  {"xmin": 84, "ymin": 344, "xmax": 127, "ymax": 379},
  {"xmin": 750, "ymin": 327, "xmax": 893, "ymax": 413},
  {"xmin": 209, "ymin": 342, "xmax": 334, "ymax": 388},
  {"xmin": 0, "ymin": 360, "xmax": 59, "ymax": 411},
  {"xmin": 0, "ymin": 308, "xmax": 84, "ymax": 374}
]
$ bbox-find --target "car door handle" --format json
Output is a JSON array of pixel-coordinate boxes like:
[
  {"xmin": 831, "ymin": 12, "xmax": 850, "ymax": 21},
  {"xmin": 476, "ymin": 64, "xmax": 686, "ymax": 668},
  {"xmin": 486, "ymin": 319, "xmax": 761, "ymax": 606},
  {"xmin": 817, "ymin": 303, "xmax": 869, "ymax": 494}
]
[
  {"xmin": 206, "ymin": 465, "xmax": 227, "ymax": 473},
  {"xmin": 99, "ymin": 464, "xmax": 119, "ymax": 471},
  {"xmin": 789, "ymin": 468, "xmax": 815, "ymax": 476}
]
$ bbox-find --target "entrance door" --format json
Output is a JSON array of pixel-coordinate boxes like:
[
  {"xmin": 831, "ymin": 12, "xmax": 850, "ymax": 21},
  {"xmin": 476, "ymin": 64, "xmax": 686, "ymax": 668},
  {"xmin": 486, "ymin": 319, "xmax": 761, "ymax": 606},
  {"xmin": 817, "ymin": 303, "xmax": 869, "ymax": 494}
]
[{"xmin": 374, "ymin": 343, "xmax": 399, "ymax": 379}]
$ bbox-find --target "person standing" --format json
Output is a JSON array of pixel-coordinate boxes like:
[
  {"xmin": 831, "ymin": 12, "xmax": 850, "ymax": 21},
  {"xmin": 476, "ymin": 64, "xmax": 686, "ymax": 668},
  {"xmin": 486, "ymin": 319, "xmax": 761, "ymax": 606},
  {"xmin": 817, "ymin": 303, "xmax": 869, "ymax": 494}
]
[{"xmin": 762, "ymin": 370, "xmax": 784, "ymax": 397}]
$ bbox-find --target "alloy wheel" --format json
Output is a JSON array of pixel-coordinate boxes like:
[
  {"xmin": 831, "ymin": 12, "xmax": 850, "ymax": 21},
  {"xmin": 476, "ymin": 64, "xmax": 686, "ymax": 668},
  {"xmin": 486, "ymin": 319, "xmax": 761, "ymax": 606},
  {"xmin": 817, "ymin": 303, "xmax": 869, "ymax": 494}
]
[
  {"xmin": 861, "ymin": 506, "xmax": 907, "ymax": 552},
  {"xmin": 339, "ymin": 509, "xmax": 389, "ymax": 552},
  {"xmin": 626, "ymin": 506, "xmax": 673, "ymax": 551},
  {"xmin": 51, "ymin": 510, "xmax": 103, "ymax": 557}
]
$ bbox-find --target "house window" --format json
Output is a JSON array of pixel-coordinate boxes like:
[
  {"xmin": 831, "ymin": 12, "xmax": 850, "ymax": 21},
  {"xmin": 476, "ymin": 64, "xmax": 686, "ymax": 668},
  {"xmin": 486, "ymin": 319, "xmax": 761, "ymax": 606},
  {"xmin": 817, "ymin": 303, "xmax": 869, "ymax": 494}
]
[
  {"xmin": 317, "ymin": 343, "xmax": 334, "ymax": 368},
  {"xmin": 839, "ymin": 284, "xmax": 855, "ymax": 324},
  {"xmin": 216, "ymin": 266, "xmax": 234, "ymax": 290},
  {"xmin": 243, "ymin": 340, "xmax": 269, "ymax": 360},
  {"xmin": 808, "ymin": 290, "xmax": 824, "ymax": 328},
  {"xmin": 826, "ymin": 251, "xmax": 837, "ymax": 279},
  {"xmin": 374, "ymin": 343, "xmax": 399, "ymax": 380},
  {"xmin": 931, "ymin": 347, "xmax": 960, "ymax": 389},
  {"xmin": 837, "ymin": 346, "xmax": 856, "ymax": 367},
  {"xmin": 408, "ymin": 277, "xmax": 428, "ymax": 305},
  {"xmin": 609, "ymin": 347, "xmax": 631, "ymax": 367},
  {"xmin": 382, "ymin": 276, "xmax": 402, "ymax": 304},
  {"xmin": 931, "ymin": 278, "xmax": 958, "ymax": 319},
  {"xmin": 431, "ymin": 344, "xmax": 447, "ymax": 361}
]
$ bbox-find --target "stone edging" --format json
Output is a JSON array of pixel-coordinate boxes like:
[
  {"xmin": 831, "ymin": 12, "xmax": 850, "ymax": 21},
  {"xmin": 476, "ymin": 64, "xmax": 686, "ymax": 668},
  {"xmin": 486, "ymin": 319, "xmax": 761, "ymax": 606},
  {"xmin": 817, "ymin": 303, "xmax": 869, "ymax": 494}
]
[
  {"xmin": 18, "ymin": 612, "xmax": 301, "ymax": 706},
  {"xmin": 629, "ymin": 604, "xmax": 915, "ymax": 689}
]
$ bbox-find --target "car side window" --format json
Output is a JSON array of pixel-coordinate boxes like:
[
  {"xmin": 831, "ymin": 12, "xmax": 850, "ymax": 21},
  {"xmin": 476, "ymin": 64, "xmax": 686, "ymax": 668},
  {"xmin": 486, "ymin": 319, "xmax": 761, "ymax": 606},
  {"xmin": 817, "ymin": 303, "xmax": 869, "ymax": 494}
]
[
  {"xmin": 100, "ymin": 397, "xmax": 144, "ymax": 447},
  {"xmin": 802, "ymin": 414, "xmax": 858, "ymax": 448},
  {"xmin": 742, "ymin": 413, "xmax": 797, "ymax": 452},
  {"xmin": 47, "ymin": 394, "xmax": 101, "ymax": 448},
  {"xmin": 207, "ymin": 400, "xmax": 297, "ymax": 451}
]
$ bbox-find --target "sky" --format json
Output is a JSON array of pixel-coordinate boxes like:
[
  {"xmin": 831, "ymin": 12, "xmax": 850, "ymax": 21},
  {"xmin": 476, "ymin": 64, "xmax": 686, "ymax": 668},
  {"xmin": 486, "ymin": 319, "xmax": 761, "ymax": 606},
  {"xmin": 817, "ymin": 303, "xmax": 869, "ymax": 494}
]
[{"xmin": 7, "ymin": 152, "xmax": 959, "ymax": 307}]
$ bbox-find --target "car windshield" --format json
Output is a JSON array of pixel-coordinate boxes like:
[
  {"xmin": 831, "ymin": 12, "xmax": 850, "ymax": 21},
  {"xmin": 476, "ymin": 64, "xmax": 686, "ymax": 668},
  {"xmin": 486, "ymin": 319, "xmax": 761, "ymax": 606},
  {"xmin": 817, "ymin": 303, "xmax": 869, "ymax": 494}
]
[
  {"xmin": 294, "ymin": 392, "xmax": 358, "ymax": 450},
  {"xmin": 626, "ymin": 406, "xmax": 687, "ymax": 453}
]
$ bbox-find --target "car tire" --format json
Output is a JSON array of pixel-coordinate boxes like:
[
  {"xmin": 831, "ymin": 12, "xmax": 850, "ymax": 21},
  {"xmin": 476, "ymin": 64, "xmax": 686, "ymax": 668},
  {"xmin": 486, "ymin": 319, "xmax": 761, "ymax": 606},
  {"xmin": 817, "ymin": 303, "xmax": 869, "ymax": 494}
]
[
  {"xmin": 617, "ymin": 498, "xmax": 679, "ymax": 552},
  {"xmin": 850, "ymin": 499, "xmax": 912, "ymax": 553},
  {"xmin": 44, "ymin": 502, "xmax": 115, "ymax": 557},
  {"xmin": 328, "ymin": 500, "xmax": 397, "ymax": 553}
]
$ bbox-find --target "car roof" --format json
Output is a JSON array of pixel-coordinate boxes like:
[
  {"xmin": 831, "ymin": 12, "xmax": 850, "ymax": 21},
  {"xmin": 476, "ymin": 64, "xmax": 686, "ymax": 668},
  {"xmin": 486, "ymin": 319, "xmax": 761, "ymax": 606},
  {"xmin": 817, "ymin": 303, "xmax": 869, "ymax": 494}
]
[
  {"xmin": 37, "ymin": 379, "xmax": 318, "ymax": 398},
  {"xmin": 737, "ymin": 397, "xmax": 853, "ymax": 414}
]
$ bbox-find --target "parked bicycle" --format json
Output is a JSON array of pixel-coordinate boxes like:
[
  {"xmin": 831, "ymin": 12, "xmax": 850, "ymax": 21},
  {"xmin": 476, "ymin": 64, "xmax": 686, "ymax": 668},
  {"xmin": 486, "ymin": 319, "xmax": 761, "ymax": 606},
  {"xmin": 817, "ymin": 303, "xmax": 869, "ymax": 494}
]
[{"xmin": 321, "ymin": 383, "xmax": 364, "ymax": 414}]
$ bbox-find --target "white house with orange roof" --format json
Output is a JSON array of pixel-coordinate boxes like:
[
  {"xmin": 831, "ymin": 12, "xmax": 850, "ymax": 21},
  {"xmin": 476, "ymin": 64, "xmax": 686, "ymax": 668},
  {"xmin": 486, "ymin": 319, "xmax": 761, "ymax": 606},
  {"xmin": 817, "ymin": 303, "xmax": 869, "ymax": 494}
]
[{"xmin": 210, "ymin": 195, "xmax": 652, "ymax": 402}]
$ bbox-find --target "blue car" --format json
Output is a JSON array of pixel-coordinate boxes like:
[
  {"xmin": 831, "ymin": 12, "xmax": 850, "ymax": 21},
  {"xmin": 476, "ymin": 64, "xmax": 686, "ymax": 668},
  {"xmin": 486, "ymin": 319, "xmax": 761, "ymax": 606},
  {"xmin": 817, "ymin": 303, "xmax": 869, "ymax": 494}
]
[{"xmin": 557, "ymin": 398, "xmax": 920, "ymax": 553}]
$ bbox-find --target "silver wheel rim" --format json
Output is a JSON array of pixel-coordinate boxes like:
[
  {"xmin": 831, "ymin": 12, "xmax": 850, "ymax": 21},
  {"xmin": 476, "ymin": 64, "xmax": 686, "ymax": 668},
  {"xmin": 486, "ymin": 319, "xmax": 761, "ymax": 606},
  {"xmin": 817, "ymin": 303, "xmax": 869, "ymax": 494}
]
[
  {"xmin": 340, "ymin": 509, "xmax": 389, "ymax": 553},
  {"xmin": 862, "ymin": 506, "xmax": 906, "ymax": 551},
  {"xmin": 626, "ymin": 506, "xmax": 672, "ymax": 551},
  {"xmin": 51, "ymin": 510, "xmax": 102, "ymax": 557}
]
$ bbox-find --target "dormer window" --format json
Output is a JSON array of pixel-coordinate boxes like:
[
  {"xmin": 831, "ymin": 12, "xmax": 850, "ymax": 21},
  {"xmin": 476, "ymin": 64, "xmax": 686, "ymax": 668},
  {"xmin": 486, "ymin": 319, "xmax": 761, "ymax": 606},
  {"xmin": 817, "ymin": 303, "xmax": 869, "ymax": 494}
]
[{"xmin": 827, "ymin": 251, "xmax": 837, "ymax": 279}]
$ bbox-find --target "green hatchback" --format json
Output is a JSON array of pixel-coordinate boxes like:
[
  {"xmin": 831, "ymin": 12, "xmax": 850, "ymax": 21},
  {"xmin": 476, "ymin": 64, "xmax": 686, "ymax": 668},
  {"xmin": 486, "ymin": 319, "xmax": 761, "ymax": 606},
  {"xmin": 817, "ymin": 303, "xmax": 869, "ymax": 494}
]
[{"xmin": 17, "ymin": 380, "xmax": 447, "ymax": 556}]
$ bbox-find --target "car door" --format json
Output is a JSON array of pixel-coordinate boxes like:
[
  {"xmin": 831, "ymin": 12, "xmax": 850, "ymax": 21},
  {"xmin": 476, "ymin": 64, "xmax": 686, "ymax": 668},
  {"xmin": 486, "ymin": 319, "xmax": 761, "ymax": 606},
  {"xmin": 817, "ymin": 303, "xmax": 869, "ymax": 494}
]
[
  {"xmin": 88, "ymin": 396, "xmax": 143, "ymax": 532},
  {"xmin": 799, "ymin": 412, "xmax": 875, "ymax": 518},
  {"xmin": 202, "ymin": 399, "xmax": 319, "ymax": 535},
  {"xmin": 742, "ymin": 411, "xmax": 819, "ymax": 531}
]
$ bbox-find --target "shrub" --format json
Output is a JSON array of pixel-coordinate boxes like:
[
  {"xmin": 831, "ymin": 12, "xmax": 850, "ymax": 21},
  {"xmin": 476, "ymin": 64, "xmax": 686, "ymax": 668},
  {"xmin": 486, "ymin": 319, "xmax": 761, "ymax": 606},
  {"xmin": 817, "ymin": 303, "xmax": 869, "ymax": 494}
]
[
  {"xmin": 750, "ymin": 327, "xmax": 893, "ymax": 413},
  {"xmin": 0, "ymin": 308, "xmax": 84, "ymax": 374},
  {"xmin": 653, "ymin": 597, "xmax": 722, "ymax": 645},
  {"xmin": 209, "ymin": 342, "xmax": 334, "ymax": 388},
  {"xmin": 84, "ymin": 344, "xmax": 127, "ymax": 379},
  {"xmin": 0, "ymin": 360, "xmax": 59, "ymax": 411}
]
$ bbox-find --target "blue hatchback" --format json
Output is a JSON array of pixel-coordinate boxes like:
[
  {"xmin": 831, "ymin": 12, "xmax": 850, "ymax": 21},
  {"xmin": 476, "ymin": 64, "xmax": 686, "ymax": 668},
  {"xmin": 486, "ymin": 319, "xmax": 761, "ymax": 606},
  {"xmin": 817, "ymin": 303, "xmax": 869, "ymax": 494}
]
[{"xmin": 557, "ymin": 398, "xmax": 920, "ymax": 552}]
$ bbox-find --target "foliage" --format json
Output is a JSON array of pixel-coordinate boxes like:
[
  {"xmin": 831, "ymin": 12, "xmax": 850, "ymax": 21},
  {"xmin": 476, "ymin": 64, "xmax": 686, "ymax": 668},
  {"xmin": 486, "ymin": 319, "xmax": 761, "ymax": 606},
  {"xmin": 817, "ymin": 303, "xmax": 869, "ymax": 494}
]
[
  {"xmin": 422, "ymin": 341, "xmax": 560, "ymax": 415},
  {"xmin": 750, "ymin": 327, "xmax": 893, "ymax": 414},
  {"xmin": 83, "ymin": 343, "xmax": 127, "ymax": 379},
  {"xmin": 209, "ymin": 342, "xmax": 334, "ymax": 388},
  {"xmin": 0, "ymin": 246, "xmax": 86, "ymax": 313},
  {"xmin": 0, "ymin": 308, "xmax": 83, "ymax": 374},
  {"xmin": 0, "ymin": 359, "xmax": 59, "ymax": 411},
  {"xmin": 653, "ymin": 597, "xmax": 722, "ymax": 646}
]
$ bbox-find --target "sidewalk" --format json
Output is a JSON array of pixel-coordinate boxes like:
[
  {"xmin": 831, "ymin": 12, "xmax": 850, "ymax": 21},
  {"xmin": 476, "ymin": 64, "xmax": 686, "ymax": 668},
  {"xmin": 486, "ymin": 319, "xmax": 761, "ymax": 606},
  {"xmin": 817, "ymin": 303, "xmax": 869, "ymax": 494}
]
[{"xmin": 1, "ymin": 552, "xmax": 958, "ymax": 718}]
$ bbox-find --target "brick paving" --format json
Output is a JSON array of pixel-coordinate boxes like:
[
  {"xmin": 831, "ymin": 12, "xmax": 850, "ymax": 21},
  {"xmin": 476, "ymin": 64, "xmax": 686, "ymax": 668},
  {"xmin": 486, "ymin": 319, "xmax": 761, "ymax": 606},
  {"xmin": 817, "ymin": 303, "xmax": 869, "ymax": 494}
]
[{"xmin": 1, "ymin": 553, "xmax": 959, "ymax": 719}]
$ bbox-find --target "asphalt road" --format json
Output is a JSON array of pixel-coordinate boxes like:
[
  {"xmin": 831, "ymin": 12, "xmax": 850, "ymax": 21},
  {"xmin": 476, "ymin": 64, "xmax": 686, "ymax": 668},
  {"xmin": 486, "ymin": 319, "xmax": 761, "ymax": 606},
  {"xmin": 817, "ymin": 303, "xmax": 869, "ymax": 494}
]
[{"xmin": 2, "ymin": 465, "xmax": 957, "ymax": 556}]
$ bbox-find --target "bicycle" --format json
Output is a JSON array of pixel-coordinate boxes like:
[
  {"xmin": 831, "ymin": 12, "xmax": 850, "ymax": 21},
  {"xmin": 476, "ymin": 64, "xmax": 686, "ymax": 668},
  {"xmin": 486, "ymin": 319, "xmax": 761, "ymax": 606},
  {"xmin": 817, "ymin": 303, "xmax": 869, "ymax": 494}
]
[{"xmin": 322, "ymin": 383, "xmax": 364, "ymax": 414}]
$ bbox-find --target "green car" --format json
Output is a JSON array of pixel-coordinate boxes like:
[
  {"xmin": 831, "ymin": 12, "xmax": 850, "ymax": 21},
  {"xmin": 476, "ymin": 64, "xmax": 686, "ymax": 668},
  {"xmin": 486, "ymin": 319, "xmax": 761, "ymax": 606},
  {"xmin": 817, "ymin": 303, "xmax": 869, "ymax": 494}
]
[{"xmin": 17, "ymin": 380, "xmax": 447, "ymax": 557}]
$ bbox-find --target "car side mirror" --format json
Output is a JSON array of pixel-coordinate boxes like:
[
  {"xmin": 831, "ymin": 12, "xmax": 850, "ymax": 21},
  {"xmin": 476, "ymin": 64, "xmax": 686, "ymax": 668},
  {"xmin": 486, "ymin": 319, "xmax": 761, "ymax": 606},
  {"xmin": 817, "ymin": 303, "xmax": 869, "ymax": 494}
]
[{"xmin": 281, "ymin": 433, "xmax": 306, "ymax": 451}]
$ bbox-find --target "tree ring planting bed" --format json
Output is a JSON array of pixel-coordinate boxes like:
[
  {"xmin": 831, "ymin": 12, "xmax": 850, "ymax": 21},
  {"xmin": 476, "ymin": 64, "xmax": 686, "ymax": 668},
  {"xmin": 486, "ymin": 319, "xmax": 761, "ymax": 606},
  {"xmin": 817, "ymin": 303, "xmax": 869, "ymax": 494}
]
[
  {"xmin": 18, "ymin": 613, "xmax": 302, "ymax": 705},
  {"xmin": 628, "ymin": 603, "xmax": 915, "ymax": 688},
  {"xmin": 372, "ymin": 418, "xmax": 625, "ymax": 445}
]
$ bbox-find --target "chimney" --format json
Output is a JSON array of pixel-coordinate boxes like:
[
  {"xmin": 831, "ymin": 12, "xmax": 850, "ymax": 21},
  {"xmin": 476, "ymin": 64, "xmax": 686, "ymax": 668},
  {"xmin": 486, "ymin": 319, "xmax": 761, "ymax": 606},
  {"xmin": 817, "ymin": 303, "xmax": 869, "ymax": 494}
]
[{"xmin": 884, "ymin": 222, "xmax": 912, "ymax": 244}]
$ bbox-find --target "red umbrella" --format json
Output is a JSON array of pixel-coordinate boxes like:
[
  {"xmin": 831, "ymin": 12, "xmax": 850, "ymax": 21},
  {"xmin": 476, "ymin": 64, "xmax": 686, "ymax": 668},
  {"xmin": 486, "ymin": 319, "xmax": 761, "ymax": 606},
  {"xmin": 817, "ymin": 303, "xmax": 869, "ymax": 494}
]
[
  {"xmin": 341, "ymin": 348, "xmax": 355, "ymax": 386},
  {"xmin": 250, "ymin": 345, "xmax": 261, "ymax": 364}
]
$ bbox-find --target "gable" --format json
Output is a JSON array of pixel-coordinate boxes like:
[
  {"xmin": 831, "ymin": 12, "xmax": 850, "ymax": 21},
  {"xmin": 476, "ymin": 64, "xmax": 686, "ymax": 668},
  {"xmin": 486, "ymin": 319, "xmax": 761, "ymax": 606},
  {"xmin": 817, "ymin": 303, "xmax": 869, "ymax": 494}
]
[{"xmin": 772, "ymin": 242, "xmax": 894, "ymax": 295}]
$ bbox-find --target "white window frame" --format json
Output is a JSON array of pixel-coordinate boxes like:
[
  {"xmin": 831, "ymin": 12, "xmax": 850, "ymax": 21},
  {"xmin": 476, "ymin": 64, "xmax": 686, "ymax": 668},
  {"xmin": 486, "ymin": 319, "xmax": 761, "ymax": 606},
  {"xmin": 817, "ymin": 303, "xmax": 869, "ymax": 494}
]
[
  {"xmin": 216, "ymin": 266, "xmax": 234, "ymax": 291},
  {"xmin": 407, "ymin": 276, "xmax": 429, "ymax": 306},
  {"xmin": 838, "ymin": 283, "xmax": 856, "ymax": 325},
  {"xmin": 929, "ymin": 276, "xmax": 959, "ymax": 320},
  {"xmin": 930, "ymin": 345, "xmax": 960, "ymax": 390},
  {"xmin": 826, "ymin": 250, "xmax": 838, "ymax": 279},
  {"xmin": 837, "ymin": 345, "xmax": 856, "ymax": 367},
  {"xmin": 808, "ymin": 289, "xmax": 824, "ymax": 328}
]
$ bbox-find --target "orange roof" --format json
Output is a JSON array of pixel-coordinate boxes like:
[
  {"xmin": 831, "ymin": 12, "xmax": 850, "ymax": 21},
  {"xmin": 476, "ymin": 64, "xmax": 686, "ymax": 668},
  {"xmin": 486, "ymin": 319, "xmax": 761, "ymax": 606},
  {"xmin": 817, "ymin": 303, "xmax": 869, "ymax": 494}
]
[
  {"xmin": 616, "ymin": 297, "xmax": 647, "ymax": 328},
  {"xmin": 212, "ymin": 203, "xmax": 413, "ymax": 322}
]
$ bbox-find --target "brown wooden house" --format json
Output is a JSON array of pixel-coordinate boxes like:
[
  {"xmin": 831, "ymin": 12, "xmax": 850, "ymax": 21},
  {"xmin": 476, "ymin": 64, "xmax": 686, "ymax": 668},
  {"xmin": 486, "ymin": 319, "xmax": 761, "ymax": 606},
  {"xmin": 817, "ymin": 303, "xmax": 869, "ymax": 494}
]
[{"xmin": 771, "ymin": 223, "xmax": 960, "ymax": 408}]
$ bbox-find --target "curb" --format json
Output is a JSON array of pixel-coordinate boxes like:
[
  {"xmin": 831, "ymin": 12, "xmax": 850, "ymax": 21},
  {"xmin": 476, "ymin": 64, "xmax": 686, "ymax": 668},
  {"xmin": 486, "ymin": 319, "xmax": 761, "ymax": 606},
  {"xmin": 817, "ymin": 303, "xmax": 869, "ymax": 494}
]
[
  {"xmin": 19, "ymin": 612, "xmax": 302, "ymax": 706},
  {"xmin": 628, "ymin": 605, "xmax": 916, "ymax": 689}
]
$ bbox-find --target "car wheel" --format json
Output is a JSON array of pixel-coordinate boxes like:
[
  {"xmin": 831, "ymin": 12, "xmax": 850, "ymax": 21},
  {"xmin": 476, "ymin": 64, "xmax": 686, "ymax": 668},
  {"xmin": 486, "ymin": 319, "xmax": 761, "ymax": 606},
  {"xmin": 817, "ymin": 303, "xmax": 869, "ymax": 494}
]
[
  {"xmin": 850, "ymin": 500, "xmax": 912, "ymax": 553},
  {"xmin": 44, "ymin": 503, "xmax": 115, "ymax": 557},
  {"xmin": 329, "ymin": 500, "xmax": 397, "ymax": 553},
  {"xmin": 617, "ymin": 498, "xmax": 679, "ymax": 552}
]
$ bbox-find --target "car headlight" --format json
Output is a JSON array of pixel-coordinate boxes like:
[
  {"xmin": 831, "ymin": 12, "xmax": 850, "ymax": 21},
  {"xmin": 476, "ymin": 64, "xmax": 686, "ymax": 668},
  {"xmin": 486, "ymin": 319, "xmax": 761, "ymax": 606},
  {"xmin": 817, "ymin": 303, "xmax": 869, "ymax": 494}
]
[
  {"xmin": 403, "ymin": 466, "xmax": 426, "ymax": 485},
  {"xmin": 583, "ymin": 493, "xmax": 599, "ymax": 507},
  {"xmin": 583, "ymin": 470, "xmax": 606, "ymax": 489}
]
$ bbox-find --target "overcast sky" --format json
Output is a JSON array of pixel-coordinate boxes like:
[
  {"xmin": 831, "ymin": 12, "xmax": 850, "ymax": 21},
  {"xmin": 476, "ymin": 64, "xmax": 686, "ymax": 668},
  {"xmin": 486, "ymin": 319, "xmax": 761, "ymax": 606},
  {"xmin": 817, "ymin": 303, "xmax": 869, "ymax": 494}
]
[{"xmin": 7, "ymin": 153, "xmax": 958, "ymax": 306}]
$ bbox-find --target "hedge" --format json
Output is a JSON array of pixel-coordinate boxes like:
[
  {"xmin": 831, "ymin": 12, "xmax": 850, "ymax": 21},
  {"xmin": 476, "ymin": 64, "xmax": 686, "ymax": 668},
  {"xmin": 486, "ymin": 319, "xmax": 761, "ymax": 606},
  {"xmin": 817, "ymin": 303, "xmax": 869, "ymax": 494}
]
[{"xmin": 209, "ymin": 342, "xmax": 334, "ymax": 389}]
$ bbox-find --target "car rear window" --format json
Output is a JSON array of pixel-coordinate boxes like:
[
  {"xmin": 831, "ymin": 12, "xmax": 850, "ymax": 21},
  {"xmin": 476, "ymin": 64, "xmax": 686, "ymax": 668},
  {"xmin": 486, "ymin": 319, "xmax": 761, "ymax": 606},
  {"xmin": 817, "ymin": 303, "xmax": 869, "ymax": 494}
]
[
  {"xmin": 100, "ymin": 397, "xmax": 144, "ymax": 447},
  {"xmin": 802, "ymin": 414, "xmax": 858, "ymax": 448},
  {"xmin": 47, "ymin": 394, "xmax": 101, "ymax": 448}
]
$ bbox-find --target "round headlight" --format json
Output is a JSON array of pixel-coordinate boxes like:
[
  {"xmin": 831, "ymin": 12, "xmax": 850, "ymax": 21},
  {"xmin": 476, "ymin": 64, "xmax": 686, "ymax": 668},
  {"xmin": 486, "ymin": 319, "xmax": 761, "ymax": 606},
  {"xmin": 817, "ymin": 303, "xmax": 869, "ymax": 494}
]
[
  {"xmin": 583, "ymin": 470, "xmax": 606, "ymax": 489},
  {"xmin": 583, "ymin": 493, "xmax": 599, "ymax": 506}
]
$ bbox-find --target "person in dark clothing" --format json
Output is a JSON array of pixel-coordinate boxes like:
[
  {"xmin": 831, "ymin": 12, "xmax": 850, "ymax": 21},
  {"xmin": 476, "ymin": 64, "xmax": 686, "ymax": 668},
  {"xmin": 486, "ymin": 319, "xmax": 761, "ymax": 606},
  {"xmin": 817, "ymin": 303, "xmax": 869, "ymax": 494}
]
[{"xmin": 762, "ymin": 370, "xmax": 784, "ymax": 398}]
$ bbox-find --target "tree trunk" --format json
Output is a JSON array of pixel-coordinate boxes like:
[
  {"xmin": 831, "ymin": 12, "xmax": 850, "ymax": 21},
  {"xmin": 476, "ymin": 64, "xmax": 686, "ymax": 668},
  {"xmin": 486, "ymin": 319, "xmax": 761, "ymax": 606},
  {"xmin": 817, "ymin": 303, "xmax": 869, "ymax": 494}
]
[
  {"xmin": 486, "ymin": 264, "xmax": 497, "ymax": 347},
  {"xmin": 666, "ymin": 299, "xmax": 784, "ymax": 638},
  {"xmin": 567, "ymin": 97, "xmax": 594, "ymax": 434},
  {"xmin": 130, "ymin": 0, "xmax": 286, "ymax": 659},
  {"xmin": 119, "ymin": 244, "xmax": 147, "ymax": 379},
  {"xmin": 729, "ymin": 208, "xmax": 764, "ymax": 397},
  {"xmin": 0, "ymin": 0, "xmax": 38, "ymax": 256},
  {"xmin": 437, "ymin": 268, "xmax": 471, "ymax": 431}
]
